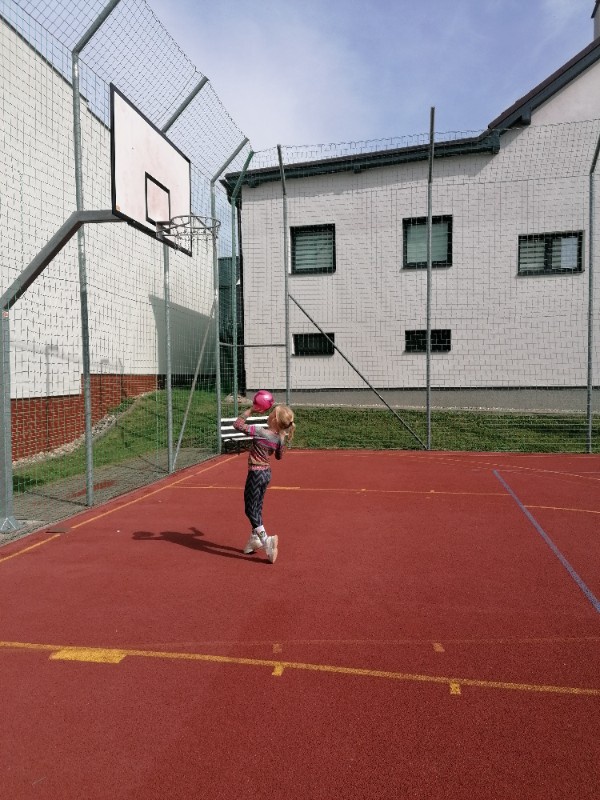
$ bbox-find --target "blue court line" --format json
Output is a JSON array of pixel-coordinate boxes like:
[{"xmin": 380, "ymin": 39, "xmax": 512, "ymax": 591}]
[{"xmin": 493, "ymin": 470, "xmax": 600, "ymax": 616}]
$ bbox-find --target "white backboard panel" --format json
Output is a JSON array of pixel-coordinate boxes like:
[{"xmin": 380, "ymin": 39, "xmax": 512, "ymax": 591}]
[{"xmin": 110, "ymin": 85, "xmax": 192, "ymax": 255}]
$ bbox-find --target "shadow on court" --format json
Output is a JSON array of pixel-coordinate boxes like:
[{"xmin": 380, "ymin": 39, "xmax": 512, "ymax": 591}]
[{"xmin": 132, "ymin": 526, "xmax": 269, "ymax": 564}]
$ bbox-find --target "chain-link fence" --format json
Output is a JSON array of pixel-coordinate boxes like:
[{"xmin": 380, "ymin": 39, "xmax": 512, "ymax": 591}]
[
  {"xmin": 222, "ymin": 123, "xmax": 600, "ymax": 453},
  {"xmin": 1, "ymin": 0, "xmax": 251, "ymax": 539},
  {"xmin": 2, "ymin": 1, "xmax": 599, "ymax": 543}
]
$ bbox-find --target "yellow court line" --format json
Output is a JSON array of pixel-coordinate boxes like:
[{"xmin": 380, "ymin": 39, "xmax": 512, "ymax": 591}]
[
  {"xmin": 178, "ymin": 484, "xmax": 598, "ymax": 515},
  {"xmin": 3, "ymin": 634, "xmax": 600, "ymax": 649},
  {"xmin": 527, "ymin": 504, "xmax": 600, "ymax": 516},
  {"xmin": 0, "ymin": 534, "xmax": 61, "ymax": 565},
  {"xmin": 1, "ymin": 640, "xmax": 599, "ymax": 698},
  {"xmin": 405, "ymin": 453, "xmax": 600, "ymax": 483},
  {"xmin": 50, "ymin": 647, "xmax": 127, "ymax": 663},
  {"xmin": 113, "ymin": 635, "xmax": 600, "ymax": 648},
  {"xmin": 70, "ymin": 457, "xmax": 235, "ymax": 530},
  {"xmin": 176, "ymin": 484, "xmax": 507, "ymax": 498}
]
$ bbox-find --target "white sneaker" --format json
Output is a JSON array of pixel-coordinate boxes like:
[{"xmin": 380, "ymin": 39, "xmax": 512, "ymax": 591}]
[
  {"xmin": 243, "ymin": 533, "xmax": 262, "ymax": 554},
  {"xmin": 265, "ymin": 535, "xmax": 278, "ymax": 564}
]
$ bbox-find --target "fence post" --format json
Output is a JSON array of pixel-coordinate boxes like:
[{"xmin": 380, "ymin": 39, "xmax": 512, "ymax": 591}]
[
  {"xmin": 159, "ymin": 77, "xmax": 211, "ymax": 473},
  {"xmin": 277, "ymin": 146, "xmax": 291, "ymax": 405},
  {"xmin": 71, "ymin": 0, "xmax": 122, "ymax": 506},
  {"xmin": 229, "ymin": 151, "xmax": 255, "ymax": 417},
  {"xmin": 587, "ymin": 131, "xmax": 600, "ymax": 453},
  {"xmin": 426, "ymin": 107, "xmax": 435, "ymax": 451},
  {"xmin": 0, "ymin": 211, "xmax": 120, "ymax": 534},
  {"xmin": 0, "ymin": 312, "xmax": 18, "ymax": 531},
  {"xmin": 210, "ymin": 138, "xmax": 250, "ymax": 450}
]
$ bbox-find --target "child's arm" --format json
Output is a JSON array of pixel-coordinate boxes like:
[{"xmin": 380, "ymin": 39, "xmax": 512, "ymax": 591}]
[{"xmin": 233, "ymin": 405, "xmax": 260, "ymax": 435}]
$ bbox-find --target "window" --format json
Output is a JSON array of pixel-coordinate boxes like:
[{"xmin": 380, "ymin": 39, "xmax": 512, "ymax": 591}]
[
  {"xmin": 405, "ymin": 329, "xmax": 451, "ymax": 353},
  {"xmin": 518, "ymin": 231, "xmax": 583, "ymax": 275},
  {"xmin": 293, "ymin": 333, "xmax": 335, "ymax": 356},
  {"xmin": 291, "ymin": 224, "xmax": 336, "ymax": 274},
  {"xmin": 403, "ymin": 216, "xmax": 452, "ymax": 269}
]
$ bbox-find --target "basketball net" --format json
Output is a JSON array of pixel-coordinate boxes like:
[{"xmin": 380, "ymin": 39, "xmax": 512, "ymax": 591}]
[{"xmin": 157, "ymin": 215, "xmax": 220, "ymax": 251}]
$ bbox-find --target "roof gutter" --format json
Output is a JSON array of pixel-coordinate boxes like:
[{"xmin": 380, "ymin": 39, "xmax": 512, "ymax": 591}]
[{"xmin": 222, "ymin": 130, "xmax": 500, "ymax": 194}]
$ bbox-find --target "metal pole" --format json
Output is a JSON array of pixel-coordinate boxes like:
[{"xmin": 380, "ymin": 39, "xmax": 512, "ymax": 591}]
[
  {"xmin": 231, "ymin": 200, "xmax": 238, "ymax": 414},
  {"xmin": 229, "ymin": 151, "xmax": 255, "ymax": 418},
  {"xmin": 72, "ymin": 52, "xmax": 95, "ymax": 506},
  {"xmin": 72, "ymin": 0, "xmax": 122, "ymax": 506},
  {"xmin": 1, "ymin": 211, "xmax": 119, "ymax": 311},
  {"xmin": 161, "ymin": 77, "xmax": 208, "ymax": 133},
  {"xmin": 277, "ymin": 145, "xmax": 291, "ymax": 405},
  {"xmin": 587, "ymin": 132, "xmax": 600, "ymax": 453},
  {"xmin": 0, "ymin": 312, "xmax": 18, "ymax": 531},
  {"xmin": 210, "ymin": 137, "xmax": 250, "ymax": 452},
  {"xmin": 162, "ymin": 239, "xmax": 174, "ymax": 472},
  {"xmin": 426, "ymin": 107, "xmax": 435, "ymax": 451},
  {"xmin": 157, "ymin": 76, "xmax": 211, "ymax": 472},
  {"xmin": 72, "ymin": 0, "xmax": 122, "ymax": 53},
  {"xmin": 210, "ymin": 185, "xmax": 222, "ymax": 451},
  {"xmin": 173, "ymin": 301, "xmax": 216, "ymax": 469},
  {"xmin": 289, "ymin": 294, "xmax": 426, "ymax": 449},
  {"xmin": 0, "ymin": 211, "xmax": 120, "ymax": 534}
]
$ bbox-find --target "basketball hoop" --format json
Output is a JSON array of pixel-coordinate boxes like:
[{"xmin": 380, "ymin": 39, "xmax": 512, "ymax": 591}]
[{"xmin": 156, "ymin": 214, "xmax": 221, "ymax": 251}]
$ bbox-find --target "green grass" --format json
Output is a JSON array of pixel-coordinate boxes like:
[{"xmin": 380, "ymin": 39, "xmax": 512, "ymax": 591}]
[
  {"xmin": 292, "ymin": 406, "xmax": 598, "ymax": 453},
  {"xmin": 13, "ymin": 392, "xmax": 598, "ymax": 493},
  {"xmin": 13, "ymin": 389, "xmax": 218, "ymax": 494}
]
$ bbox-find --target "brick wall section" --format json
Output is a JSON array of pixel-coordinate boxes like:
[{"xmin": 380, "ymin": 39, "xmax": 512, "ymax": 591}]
[{"xmin": 12, "ymin": 374, "xmax": 157, "ymax": 461}]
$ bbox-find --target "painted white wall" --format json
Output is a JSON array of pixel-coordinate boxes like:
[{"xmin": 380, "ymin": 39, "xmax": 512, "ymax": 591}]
[{"xmin": 532, "ymin": 59, "xmax": 600, "ymax": 125}]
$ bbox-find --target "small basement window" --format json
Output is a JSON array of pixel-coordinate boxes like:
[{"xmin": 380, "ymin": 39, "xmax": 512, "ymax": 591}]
[
  {"xmin": 405, "ymin": 329, "xmax": 451, "ymax": 353},
  {"xmin": 293, "ymin": 332, "xmax": 335, "ymax": 356}
]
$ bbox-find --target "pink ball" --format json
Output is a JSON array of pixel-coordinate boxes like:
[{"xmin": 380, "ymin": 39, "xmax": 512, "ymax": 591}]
[{"xmin": 253, "ymin": 390, "xmax": 274, "ymax": 412}]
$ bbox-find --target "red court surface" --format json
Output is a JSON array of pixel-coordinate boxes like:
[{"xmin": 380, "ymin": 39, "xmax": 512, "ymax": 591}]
[{"xmin": 1, "ymin": 450, "xmax": 599, "ymax": 799}]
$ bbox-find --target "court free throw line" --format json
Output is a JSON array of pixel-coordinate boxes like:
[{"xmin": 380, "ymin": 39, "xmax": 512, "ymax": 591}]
[
  {"xmin": 1, "ymin": 639, "xmax": 599, "ymax": 698},
  {"xmin": 177, "ymin": 485, "xmax": 507, "ymax": 497}
]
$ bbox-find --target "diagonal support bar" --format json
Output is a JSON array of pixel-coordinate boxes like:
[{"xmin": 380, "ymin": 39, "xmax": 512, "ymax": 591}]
[
  {"xmin": 1, "ymin": 210, "xmax": 120, "ymax": 311},
  {"xmin": 0, "ymin": 210, "xmax": 121, "ymax": 534},
  {"xmin": 288, "ymin": 294, "xmax": 426, "ymax": 449}
]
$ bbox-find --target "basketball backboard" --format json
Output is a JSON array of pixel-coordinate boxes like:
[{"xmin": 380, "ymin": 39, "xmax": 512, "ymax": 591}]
[{"xmin": 110, "ymin": 85, "xmax": 192, "ymax": 255}]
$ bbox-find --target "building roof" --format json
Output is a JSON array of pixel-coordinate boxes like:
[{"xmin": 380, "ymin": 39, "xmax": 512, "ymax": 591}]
[
  {"xmin": 225, "ymin": 130, "xmax": 501, "ymax": 192},
  {"xmin": 225, "ymin": 33, "xmax": 600, "ymax": 193},
  {"xmin": 487, "ymin": 36, "xmax": 600, "ymax": 128}
]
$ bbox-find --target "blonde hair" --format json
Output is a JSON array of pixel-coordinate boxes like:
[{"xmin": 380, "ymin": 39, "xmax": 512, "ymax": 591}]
[{"xmin": 274, "ymin": 405, "xmax": 295, "ymax": 441}]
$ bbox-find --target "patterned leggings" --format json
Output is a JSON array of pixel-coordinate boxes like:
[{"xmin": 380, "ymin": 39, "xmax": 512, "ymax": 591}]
[{"xmin": 244, "ymin": 468, "xmax": 271, "ymax": 529}]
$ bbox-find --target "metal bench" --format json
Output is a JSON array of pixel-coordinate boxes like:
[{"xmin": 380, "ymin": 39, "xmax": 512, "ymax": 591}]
[{"xmin": 220, "ymin": 415, "xmax": 268, "ymax": 453}]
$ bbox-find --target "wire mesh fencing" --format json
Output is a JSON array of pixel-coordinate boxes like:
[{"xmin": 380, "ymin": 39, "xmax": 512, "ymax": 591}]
[
  {"xmin": 227, "ymin": 122, "xmax": 600, "ymax": 453},
  {"xmin": 2, "ymin": 0, "xmax": 599, "ymax": 545},
  {"xmin": 0, "ymin": 0, "xmax": 251, "ymax": 538}
]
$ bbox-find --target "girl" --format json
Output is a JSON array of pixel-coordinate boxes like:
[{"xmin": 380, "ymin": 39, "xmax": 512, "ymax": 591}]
[{"xmin": 233, "ymin": 403, "xmax": 295, "ymax": 563}]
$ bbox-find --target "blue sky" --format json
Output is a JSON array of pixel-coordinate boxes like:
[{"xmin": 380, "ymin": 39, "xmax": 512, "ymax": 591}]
[{"xmin": 149, "ymin": 0, "xmax": 594, "ymax": 151}]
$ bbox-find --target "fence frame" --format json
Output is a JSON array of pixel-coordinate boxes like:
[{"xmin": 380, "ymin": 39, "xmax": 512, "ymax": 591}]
[
  {"xmin": 0, "ymin": 210, "xmax": 121, "ymax": 532},
  {"xmin": 230, "ymin": 124, "xmax": 599, "ymax": 454},
  {"xmin": 587, "ymin": 131, "xmax": 600, "ymax": 453}
]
